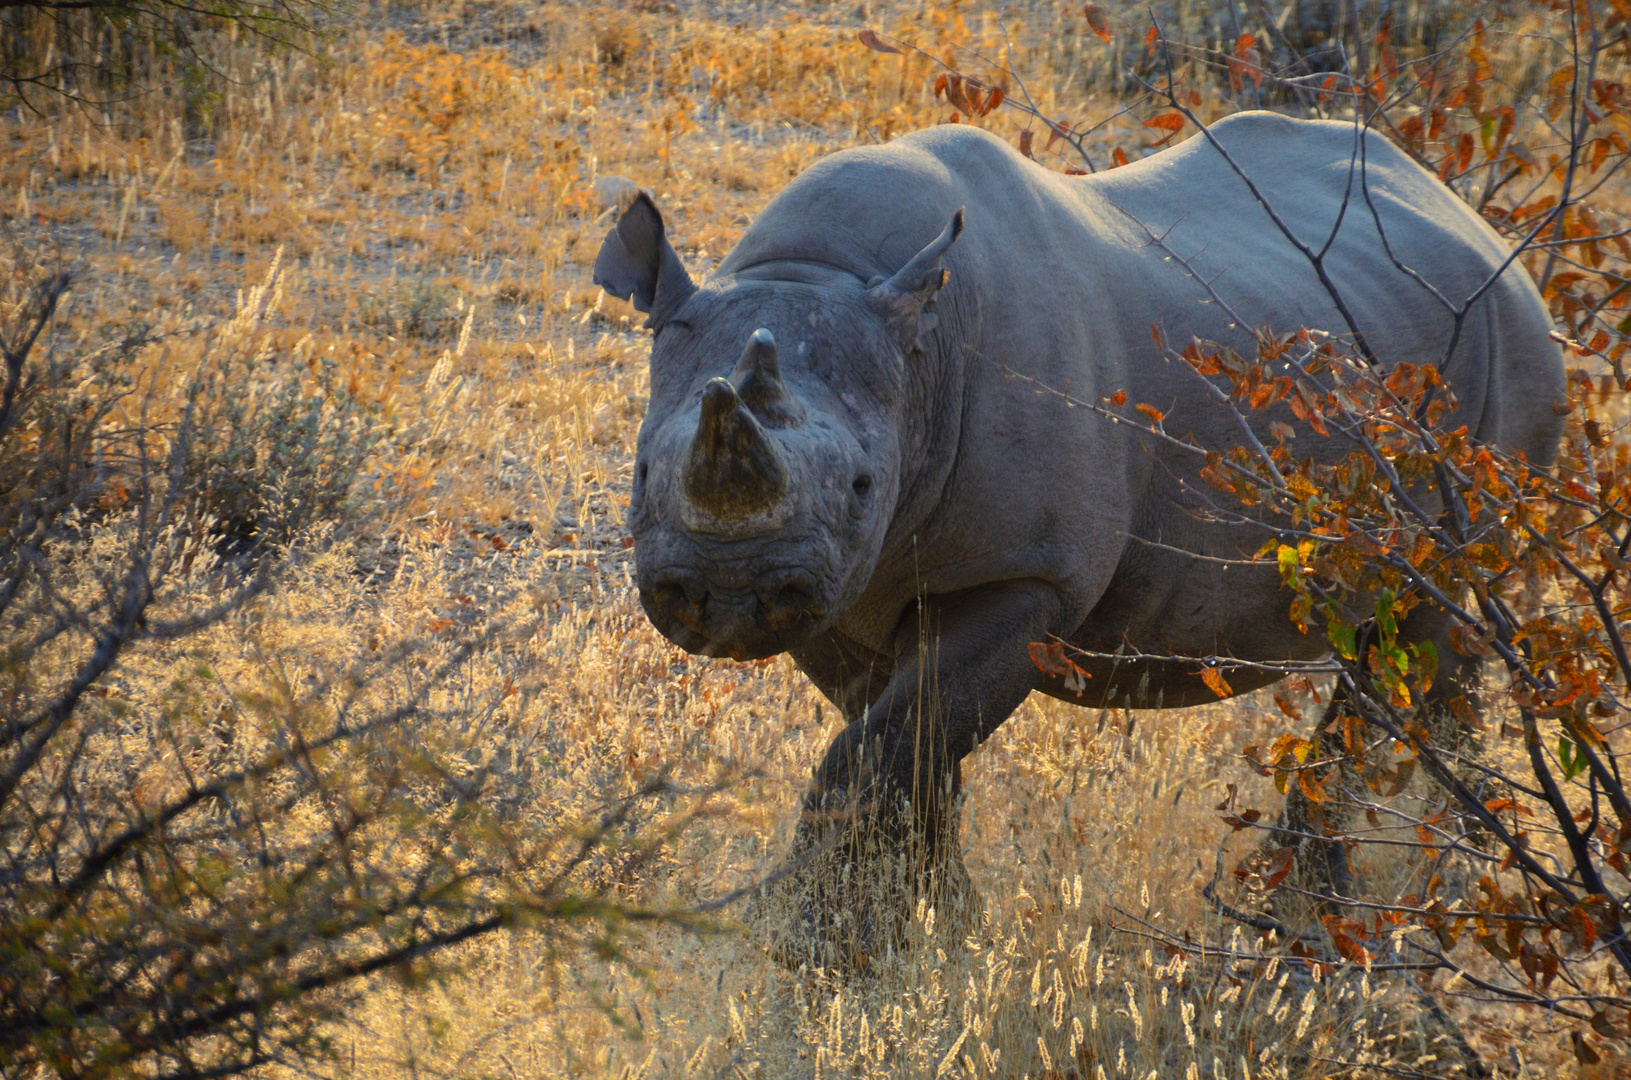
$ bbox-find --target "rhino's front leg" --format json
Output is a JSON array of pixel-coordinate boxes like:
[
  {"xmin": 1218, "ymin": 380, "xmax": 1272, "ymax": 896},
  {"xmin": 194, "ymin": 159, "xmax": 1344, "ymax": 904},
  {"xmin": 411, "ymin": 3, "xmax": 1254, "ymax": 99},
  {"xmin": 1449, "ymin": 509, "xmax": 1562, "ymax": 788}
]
[{"xmin": 763, "ymin": 580, "xmax": 1070, "ymax": 967}]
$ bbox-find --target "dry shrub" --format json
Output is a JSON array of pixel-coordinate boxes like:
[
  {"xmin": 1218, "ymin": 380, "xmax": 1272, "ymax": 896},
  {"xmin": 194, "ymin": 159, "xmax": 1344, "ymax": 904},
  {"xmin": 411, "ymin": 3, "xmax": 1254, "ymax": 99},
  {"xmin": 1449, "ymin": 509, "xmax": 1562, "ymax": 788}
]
[
  {"xmin": 1, "ymin": 0, "xmax": 340, "ymax": 121},
  {"xmin": 0, "ymin": 247, "xmax": 720, "ymax": 1079}
]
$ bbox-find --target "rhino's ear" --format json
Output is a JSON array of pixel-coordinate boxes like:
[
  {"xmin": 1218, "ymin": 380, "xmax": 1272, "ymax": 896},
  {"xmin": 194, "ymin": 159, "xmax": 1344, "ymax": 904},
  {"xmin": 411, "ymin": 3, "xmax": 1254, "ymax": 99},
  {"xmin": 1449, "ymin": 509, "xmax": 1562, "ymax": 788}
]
[
  {"xmin": 593, "ymin": 191, "xmax": 698, "ymax": 329},
  {"xmin": 865, "ymin": 207, "xmax": 965, "ymax": 354}
]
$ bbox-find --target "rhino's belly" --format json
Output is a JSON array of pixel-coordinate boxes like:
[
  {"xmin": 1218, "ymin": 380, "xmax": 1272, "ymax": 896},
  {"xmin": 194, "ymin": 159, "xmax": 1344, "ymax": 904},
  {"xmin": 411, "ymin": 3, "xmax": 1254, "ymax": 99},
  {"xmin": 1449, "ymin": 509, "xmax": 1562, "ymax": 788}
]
[
  {"xmin": 1034, "ymin": 654, "xmax": 1291, "ymax": 710},
  {"xmin": 1050, "ymin": 557, "xmax": 1329, "ymax": 709}
]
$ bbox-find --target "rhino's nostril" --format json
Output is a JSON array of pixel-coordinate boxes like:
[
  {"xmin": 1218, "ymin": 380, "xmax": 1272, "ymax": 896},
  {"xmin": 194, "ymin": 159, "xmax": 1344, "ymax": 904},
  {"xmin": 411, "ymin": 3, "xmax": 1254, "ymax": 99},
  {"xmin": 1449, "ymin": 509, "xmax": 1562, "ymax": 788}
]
[
  {"xmin": 651, "ymin": 569, "xmax": 709, "ymax": 630},
  {"xmin": 653, "ymin": 581, "xmax": 686, "ymax": 612},
  {"xmin": 771, "ymin": 581, "xmax": 821, "ymax": 621}
]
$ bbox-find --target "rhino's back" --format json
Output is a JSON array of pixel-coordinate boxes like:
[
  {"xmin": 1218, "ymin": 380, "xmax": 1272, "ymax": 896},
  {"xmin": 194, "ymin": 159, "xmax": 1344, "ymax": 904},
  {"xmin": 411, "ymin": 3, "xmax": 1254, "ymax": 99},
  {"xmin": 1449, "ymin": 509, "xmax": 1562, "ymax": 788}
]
[
  {"xmin": 1065, "ymin": 112, "xmax": 1566, "ymax": 683},
  {"xmin": 1086, "ymin": 111, "xmax": 1565, "ymax": 464}
]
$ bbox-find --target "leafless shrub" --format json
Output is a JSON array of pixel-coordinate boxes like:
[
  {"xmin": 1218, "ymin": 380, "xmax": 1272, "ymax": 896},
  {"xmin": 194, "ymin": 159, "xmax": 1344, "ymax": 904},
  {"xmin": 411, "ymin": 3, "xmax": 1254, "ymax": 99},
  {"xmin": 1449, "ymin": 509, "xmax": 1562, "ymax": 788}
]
[
  {"xmin": 1, "ymin": 0, "xmax": 344, "ymax": 117},
  {"xmin": 0, "ymin": 251, "xmax": 719, "ymax": 1079}
]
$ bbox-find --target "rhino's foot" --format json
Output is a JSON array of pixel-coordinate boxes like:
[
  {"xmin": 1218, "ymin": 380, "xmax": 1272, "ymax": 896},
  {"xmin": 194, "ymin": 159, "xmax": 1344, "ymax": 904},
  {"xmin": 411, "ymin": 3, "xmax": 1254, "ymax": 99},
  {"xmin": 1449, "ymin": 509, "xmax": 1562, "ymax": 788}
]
[{"xmin": 748, "ymin": 831, "xmax": 980, "ymax": 973}]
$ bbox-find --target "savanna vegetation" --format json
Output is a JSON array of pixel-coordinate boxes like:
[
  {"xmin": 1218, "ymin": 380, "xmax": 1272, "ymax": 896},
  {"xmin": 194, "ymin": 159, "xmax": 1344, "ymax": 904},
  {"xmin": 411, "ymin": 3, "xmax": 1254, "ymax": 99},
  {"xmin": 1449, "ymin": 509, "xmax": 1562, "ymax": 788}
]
[{"xmin": 4, "ymin": 0, "xmax": 1631, "ymax": 1076}]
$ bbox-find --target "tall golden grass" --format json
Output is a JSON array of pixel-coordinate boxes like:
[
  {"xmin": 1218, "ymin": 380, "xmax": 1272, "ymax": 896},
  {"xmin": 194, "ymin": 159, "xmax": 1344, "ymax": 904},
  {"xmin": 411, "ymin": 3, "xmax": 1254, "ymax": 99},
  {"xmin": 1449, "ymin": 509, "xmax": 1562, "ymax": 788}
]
[{"xmin": 1, "ymin": 0, "xmax": 1616, "ymax": 1075}]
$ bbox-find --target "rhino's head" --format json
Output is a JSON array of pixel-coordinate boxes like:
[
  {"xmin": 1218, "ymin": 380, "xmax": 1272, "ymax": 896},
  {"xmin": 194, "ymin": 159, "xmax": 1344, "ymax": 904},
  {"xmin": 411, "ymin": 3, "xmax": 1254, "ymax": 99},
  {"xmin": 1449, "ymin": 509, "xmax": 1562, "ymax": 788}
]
[{"xmin": 594, "ymin": 192, "xmax": 963, "ymax": 660}]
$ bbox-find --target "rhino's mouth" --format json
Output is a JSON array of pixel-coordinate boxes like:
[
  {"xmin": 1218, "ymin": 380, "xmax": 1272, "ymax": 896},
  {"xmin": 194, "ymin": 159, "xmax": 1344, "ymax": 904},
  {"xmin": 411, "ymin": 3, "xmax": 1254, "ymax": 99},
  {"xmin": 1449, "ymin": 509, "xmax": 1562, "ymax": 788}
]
[{"xmin": 641, "ymin": 565, "xmax": 827, "ymax": 660}]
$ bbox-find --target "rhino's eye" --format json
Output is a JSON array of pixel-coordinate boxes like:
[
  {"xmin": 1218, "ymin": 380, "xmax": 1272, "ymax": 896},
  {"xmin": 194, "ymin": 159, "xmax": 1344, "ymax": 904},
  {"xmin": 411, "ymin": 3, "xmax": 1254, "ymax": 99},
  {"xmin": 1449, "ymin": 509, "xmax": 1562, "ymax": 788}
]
[{"xmin": 852, "ymin": 474, "xmax": 872, "ymax": 497}]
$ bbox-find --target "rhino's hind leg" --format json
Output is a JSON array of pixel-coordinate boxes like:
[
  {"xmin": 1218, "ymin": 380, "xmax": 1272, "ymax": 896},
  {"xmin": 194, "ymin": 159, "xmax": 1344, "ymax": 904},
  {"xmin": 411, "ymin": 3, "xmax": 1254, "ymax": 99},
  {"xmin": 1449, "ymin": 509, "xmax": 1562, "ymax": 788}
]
[
  {"xmin": 1266, "ymin": 686, "xmax": 1361, "ymax": 928},
  {"xmin": 1264, "ymin": 618, "xmax": 1484, "ymax": 934}
]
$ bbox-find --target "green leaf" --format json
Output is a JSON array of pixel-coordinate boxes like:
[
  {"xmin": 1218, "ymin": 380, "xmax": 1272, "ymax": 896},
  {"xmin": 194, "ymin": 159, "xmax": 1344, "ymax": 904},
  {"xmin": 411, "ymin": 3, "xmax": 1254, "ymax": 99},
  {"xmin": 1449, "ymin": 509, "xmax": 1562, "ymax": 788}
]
[
  {"xmin": 1411, "ymin": 640, "xmax": 1439, "ymax": 692},
  {"xmin": 1277, "ymin": 543, "xmax": 1301, "ymax": 586},
  {"xmin": 1384, "ymin": 644, "xmax": 1410, "ymax": 678},
  {"xmin": 1328, "ymin": 620, "xmax": 1358, "ymax": 660},
  {"xmin": 1559, "ymin": 735, "xmax": 1588, "ymax": 781},
  {"xmin": 1374, "ymin": 588, "xmax": 1398, "ymax": 637}
]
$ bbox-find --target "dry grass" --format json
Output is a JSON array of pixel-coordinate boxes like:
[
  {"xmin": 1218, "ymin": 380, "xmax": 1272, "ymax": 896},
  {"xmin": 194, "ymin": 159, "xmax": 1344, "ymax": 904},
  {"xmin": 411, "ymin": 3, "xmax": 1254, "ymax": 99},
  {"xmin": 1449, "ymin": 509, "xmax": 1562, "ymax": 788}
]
[{"xmin": 0, "ymin": 0, "xmax": 1616, "ymax": 1075}]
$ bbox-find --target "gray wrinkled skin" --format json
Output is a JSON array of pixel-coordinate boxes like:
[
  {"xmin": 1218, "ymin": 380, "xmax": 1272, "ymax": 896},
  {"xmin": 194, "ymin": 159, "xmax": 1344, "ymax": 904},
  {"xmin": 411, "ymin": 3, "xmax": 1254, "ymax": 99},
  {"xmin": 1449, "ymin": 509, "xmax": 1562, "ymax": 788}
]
[{"xmin": 595, "ymin": 113, "xmax": 1566, "ymax": 961}]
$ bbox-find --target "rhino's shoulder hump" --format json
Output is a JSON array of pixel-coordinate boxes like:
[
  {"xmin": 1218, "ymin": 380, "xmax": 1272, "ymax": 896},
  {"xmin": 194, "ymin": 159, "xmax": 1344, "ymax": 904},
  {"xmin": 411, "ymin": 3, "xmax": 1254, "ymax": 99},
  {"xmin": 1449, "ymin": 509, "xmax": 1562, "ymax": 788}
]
[
  {"xmin": 886, "ymin": 123, "xmax": 1028, "ymax": 164},
  {"xmin": 780, "ymin": 124, "xmax": 1030, "ymax": 199},
  {"xmin": 719, "ymin": 126, "xmax": 1044, "ymax": 280}
]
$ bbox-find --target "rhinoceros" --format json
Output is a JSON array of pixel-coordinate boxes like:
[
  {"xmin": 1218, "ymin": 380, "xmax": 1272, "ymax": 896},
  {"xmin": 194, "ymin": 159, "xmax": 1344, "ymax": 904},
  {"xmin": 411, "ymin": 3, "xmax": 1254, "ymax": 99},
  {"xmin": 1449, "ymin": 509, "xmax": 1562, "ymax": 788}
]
[{"xmin": 593, "ymin": 111, "xmax": 1565, "ymax": 957}]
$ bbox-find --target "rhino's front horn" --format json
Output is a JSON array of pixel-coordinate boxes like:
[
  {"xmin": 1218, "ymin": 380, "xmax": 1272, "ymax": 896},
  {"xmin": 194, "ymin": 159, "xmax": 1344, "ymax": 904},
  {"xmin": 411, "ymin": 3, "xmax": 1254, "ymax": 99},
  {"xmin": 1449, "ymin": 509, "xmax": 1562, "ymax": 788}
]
[
  {"xmin": 730, "ymin": 328, "xmax": 803, "ymax": 426},
  {"xmin": 683, "ymin": 376, "xmax": 790, "ymax": 529}
]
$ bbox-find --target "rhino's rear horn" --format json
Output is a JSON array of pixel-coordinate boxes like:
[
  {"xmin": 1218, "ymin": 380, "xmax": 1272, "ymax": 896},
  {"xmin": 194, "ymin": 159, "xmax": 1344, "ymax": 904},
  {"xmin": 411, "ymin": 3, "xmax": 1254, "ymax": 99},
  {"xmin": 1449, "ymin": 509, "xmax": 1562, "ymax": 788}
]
[
  {"xmin": 684, "ymin": 377, "xmax": 789, "ymax": 523},
  {"xmin": 730, "ymin": 328, "xmax": 804, "ymax": 426}
]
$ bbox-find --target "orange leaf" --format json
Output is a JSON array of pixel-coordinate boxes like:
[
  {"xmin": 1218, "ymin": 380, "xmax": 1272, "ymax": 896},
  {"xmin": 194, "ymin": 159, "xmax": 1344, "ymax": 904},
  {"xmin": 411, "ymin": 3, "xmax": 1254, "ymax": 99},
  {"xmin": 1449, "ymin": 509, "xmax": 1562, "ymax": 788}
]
[
  {"xmin": 1492, "ymin": 106, "xmax": 1515, "ymax": 156},
  {"xmin": 857, "ymin": 29, "xmax": 901, "ymax": 54},
  {"xmin": 1083, "ymin": 3, "xmax": 1112, "ymax": 42},
  {"xmin": 1228, "ymin": 34, "xmax": 1263, "ymax": 90},
  {"xmin": 1273, "ymin": 693, "xmax": 1304, "ymax": 722},
  {"xmin": 1018, "ymin": 129, "xmax": 1035, "ymax": 159},
  {"xmin": 1200, "ymin": 666, "xmax": 1233, "ymax": 698},
  {"xmin": 1112, "ymin": 146, "xmax": 1129, "ymax": 168},
  {"xmin": 1262, "ymin": 846, "xmax": 1296, "ymax": 888},
  {"xmin": 1464, "ymin": 77, "xmax": 1484, "ymax": 117},
  {"xmin": 943, "ymin": 75, "xmax": 975, "ymax": 117},
  {"xmin": 1027, "ymin": 641, "xmax": 1090, "ymax": 695},
  {"xmin": 1135, "ymin": 402, "xmax": 1165, "ymax": 424},
  {"xmin": 982, "ymin": 86, "xmax": 1004, "ymax": 116},
  {"xmin": 1046, "ymin": 117, "xmax": 1071, "ymax": 150},
  {"xmin": 1321, "ymin": 916, "xmax": 1376, "ymax": 964},
  {"xmin": 1144, "ymin": 111, "xmax": 1185, "ymax": 147}
]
